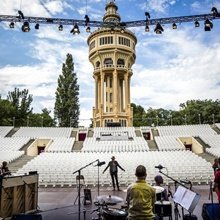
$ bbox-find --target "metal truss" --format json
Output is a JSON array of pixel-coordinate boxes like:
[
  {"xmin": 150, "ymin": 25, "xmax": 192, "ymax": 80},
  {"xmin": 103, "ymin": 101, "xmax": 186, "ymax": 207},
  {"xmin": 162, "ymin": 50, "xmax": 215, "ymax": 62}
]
[{"xmin": 0, "ymin": 12, "xmax": 219, "ymax": 29}]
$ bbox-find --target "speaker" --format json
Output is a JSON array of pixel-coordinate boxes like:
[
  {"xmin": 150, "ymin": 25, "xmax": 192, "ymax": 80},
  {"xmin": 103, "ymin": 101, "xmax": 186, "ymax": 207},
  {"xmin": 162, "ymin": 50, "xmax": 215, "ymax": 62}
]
[
  {"xmin": 202, "ymin": 203, "xmax": 220, "ymax": 220},
  {"xmin": 12, "ymin": 214, "xmax": 42, "ymax": 220}
]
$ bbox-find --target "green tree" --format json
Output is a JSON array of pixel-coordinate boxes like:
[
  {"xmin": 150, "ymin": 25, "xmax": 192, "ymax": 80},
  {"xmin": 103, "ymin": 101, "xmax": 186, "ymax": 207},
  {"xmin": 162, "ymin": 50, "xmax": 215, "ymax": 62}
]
[
  {"xmin": 0, "ymin": 96, "xmax": 15, "ymax": 126},
  {"xmin": 27, "ymin": 108, "xmax": 55, "ymax": 127},
  {"xmin": 131, "ymin": 103, "xmax": 147, "ymax": 127},
  {"xmin": 54, "ymin": 53, "xmax": 80, "ymax": 127},
  {"xmin": 7, "ymin": 88, "xmax": 33, "ymax": 127}
]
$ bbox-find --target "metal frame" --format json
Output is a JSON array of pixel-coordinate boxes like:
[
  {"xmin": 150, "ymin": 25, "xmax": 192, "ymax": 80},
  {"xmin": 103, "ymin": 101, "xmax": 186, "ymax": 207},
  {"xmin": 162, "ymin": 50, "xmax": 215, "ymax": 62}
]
[{"xmin": 0, "ymin": 12, "xmax": 219, "ymax": 29}]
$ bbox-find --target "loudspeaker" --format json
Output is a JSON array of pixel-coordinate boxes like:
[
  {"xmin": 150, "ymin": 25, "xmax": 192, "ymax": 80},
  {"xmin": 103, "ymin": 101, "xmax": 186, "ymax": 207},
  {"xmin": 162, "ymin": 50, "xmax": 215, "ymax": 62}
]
[
  {"xmin": 202, "ymin": 203, "xmax": 220, "ymax": 220},
  {"xmin": 12, "ymin": 214, "xmax": 42, "ymax": 220}
]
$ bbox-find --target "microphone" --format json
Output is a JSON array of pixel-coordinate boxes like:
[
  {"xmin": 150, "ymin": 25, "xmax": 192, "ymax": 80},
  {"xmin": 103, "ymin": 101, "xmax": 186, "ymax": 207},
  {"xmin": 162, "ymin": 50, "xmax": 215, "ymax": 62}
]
[
  {"xmin": 155, "ymin": 164, "xmax": 165, "ymax": 169},
  {"xmin": 95, "ymin": 161, "xmax": 106, "ymax": 166}
]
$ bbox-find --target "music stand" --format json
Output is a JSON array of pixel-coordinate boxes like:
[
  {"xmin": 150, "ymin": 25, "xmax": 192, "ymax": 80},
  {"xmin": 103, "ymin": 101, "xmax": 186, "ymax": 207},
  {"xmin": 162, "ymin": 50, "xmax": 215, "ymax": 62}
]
[{"xmin": 173, "ymin": 186, "xmax": 201, "ymax": 214}]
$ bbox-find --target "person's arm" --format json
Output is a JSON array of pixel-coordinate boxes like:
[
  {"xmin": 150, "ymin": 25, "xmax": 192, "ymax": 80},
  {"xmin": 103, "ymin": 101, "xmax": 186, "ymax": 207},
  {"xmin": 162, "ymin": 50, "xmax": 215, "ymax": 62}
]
[
  {"xmin": 103, "ymin": 162, "xmax": 110, "ymax": 173},
  {"xmin": 116, "ymin": 161, "xmax": 125, "ymax": 171}
]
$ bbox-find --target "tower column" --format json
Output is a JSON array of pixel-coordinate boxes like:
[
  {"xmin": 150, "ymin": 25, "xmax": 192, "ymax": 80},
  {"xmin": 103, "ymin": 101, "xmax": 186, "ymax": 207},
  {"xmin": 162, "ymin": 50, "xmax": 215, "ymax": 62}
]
[
  {"xmin": 125, "ymin": 73, "xmax": 128, "ymax": 109},
  {"xmin": 113, "ymin": 70, "xmax": 118, "ymax": 116}
]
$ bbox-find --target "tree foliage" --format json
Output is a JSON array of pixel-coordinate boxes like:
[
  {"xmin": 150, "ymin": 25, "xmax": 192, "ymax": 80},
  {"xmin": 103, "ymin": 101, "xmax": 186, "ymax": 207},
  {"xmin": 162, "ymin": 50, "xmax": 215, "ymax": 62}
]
[
  {"xmin": 54, "ymin": 53, "xmax": 80, "ymax": 127},
  {"xmin": 7, "ymin": 88, "xmax": 33, "ymax": 127}
]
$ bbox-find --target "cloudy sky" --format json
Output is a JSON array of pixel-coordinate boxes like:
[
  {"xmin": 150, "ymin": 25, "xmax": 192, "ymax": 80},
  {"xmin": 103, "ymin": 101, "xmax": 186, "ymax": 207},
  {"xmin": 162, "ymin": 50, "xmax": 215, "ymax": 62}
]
[{"xmin": 0, "ymin": 0, "xmax": 220, "ymax": 126}]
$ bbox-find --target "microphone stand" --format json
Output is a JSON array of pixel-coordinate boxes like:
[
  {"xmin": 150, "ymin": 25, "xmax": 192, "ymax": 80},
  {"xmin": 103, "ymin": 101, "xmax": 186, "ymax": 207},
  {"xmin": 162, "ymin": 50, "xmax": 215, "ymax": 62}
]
[
  {"xmin": 97, "ymin": 159, "xmax": 100, "ymax": 196},
  {"xmin": 73, "ymin": 159, "xmax": 99, "ymax": 220},
  {"xmin": 158, "ymin": 169, "xmax": 190, "ymax": 220}
]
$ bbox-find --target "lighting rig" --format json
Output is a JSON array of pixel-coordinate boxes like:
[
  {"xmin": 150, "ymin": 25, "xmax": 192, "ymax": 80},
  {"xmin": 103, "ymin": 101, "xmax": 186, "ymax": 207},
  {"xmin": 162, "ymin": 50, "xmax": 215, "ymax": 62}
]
[{"xmin": 0, "ymin": 7, "xmax": 219, "ymax": 34}]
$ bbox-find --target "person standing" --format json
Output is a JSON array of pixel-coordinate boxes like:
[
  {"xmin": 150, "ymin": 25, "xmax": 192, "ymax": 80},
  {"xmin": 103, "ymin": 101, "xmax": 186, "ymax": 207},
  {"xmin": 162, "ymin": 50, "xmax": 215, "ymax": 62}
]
[
  {"xmin": 1, "ymin": 161, "xmax": 11, "ymax": 176},
  {"xmin": 103, "ymin": 156, "xmax": 125, "ymax": 191},
  {"xmin": 126, "ymin": 165, "xmax": 156, "ymax": 220},
  {"xmin": 214, "ymin": 158, "xmax": 220, "ymax": 203},
  {"xmin": 212, "ymin": 158, "xmax": 219, "ymax": 174}
]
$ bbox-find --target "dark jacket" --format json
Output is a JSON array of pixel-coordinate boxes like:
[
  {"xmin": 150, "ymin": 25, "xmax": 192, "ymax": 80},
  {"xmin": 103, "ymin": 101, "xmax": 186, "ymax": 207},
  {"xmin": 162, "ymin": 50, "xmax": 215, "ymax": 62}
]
[{"xmin": 103, "ymin": 160, "xmax": 125, "ymax": 174}]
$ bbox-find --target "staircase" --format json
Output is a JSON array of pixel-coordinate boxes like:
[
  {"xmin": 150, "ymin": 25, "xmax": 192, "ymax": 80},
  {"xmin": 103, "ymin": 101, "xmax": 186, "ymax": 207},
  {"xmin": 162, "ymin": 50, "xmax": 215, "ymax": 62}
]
[
  {"xmin": 198, "ymin": 152, "xmax": 215, "ymax": 163},
  {"xmin": 8, "ymin": 155, "xmax": 35, "ymax": 173},
  {"xmin": 135, "ymin": 129, "xmax": 142, "ymax": 137},
  {"xmin": 72, "ymin": 141, "xmax": 84, "ymax": 151},
  {"xmin": 70, "ymin": 130, "xmax": 77, "ymax": 138},
  {"xmin": 211, "ymin": 124, "xmax": 220, "ymax": 134},
  {"xmin": 87, "ymin": 129, "xmax": 94, "ymax": 137},
  {"xmin": 147, "ymin": 140, "xmax": 158, "ymax": 151},
  {"xmin": 5, "ymin": 127, "xmax": 20, "ymax": 137}
]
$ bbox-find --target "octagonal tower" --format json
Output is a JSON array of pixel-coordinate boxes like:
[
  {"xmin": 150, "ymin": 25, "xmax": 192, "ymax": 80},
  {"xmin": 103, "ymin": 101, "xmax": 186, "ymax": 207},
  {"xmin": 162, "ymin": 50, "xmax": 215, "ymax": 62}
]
[{"xmin": 87, "ymin": 0, "xmax": 137, "ymax": 127}]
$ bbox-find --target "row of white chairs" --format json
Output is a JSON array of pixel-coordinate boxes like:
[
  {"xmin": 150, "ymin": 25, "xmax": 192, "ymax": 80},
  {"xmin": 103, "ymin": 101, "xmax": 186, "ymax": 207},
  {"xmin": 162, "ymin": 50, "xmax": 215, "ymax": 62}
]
[
  {"xmin": 157, "ymin": 124, "xmax": 216, "ymax": 137},
  {"xmin": 206, "ymin": 148, "xmax": 220, "ymax": 158},
  {"xmin": 13, "ymin": 127, "xmax": 72, "ymax": 138},
  {"xmin": 0, "ymin": 126, "xmax": 13, "ymax": 137},
  {"xmin": 199, "ymin": 135, "xmax": 220, "ymax": 148},
  {"xmin": 45, "ymin": 137, "xmax": 75, "ymax": 152},
  {"xmin": 16, "ymin": 151, "xmax": 213, "ymax": 187},
  {"xmin": 0, "ymin": 150, "xmax": 24, "ymax": 164},
  {"xmin": 0, "ymin": 137, "xmax": 31, "ymax": 151},
  {"xmin": 82, "ymin": 137, "xmax": 149, "ymax": 152},
  {"xmin": 155, "ymin": 136, "xmax": 185, "ymax": 151}
]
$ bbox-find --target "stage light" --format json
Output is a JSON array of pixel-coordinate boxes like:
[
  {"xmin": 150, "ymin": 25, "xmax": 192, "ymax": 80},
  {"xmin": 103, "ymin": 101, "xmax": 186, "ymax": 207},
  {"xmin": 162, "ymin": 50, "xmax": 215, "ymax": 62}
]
[
  {"xmin": 85, "ymin": 14, "xmax": 90, "ymax": 26},
  {"xmin": 86, "ymin": 26, "xmax": 91, "ymax": 33},
  {"xmin": 35, "ymin": 23, "xmax": 39, "ymax": 30},
  {"xmin": 145, "ymin": 12, "xmax": 151, "ymax": 19},
  {"xmin": 204, "ymin": 19, "xmax": 213, "ymax": 31},
  {"xmin": 154, "ymin": 23, "xmax": 164, "ymax": 34},
  {"xmin": 9, "ymin": 22, "xmax": 15, "ymax": 28},
  {"xmin": 18, "ymin": 10, "xmax": 24, "ymax": 19},
  {"xmin": 21, "ymin": 21, "xmax": 30, "ymax": 32},
  {"xmin": 58, "ymin": 24, "xmax": 63, "ymax": 31},
  {"xmin": 211, "ymin": 7, "xmax": 218, "ymax": 17},
  {"xmin": 194, "ymin": 20, "xmax": 200, "ymax": 27},
  {"xmin": 172, "ymin": 23, "xmax": 177, "ymax": 29},
  {"xmin": 70, "ymin": 24, "xmax": 80, "ymax": 35},
  {"xmin": 145, "ymin": 25, "xmax": 150, "ymax": 32}
]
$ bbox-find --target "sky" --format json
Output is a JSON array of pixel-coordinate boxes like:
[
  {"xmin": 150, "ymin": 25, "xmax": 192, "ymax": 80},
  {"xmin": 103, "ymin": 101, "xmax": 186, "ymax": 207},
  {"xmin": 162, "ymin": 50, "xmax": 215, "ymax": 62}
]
[{"xmin": 0, "ymin": 0, "xmax": 220, "ymax": 127}]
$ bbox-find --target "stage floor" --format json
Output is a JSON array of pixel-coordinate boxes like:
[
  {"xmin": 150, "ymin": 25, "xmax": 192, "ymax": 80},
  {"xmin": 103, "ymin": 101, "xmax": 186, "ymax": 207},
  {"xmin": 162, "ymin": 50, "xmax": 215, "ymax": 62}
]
[{"xmin": 38, "ymin": 184, "xmax": 218, "ymax": 220}]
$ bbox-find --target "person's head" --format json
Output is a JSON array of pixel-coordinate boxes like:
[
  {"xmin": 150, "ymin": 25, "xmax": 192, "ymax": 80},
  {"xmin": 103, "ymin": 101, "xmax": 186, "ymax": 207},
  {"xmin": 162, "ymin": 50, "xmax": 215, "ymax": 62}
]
[
  {"xmin": 2, "ymin": 161, "xmax": 7, "ymax": 167},
  {"xmin": 154, "ymin": 175, "xmax": 164, "ymax": 185},
  {"xmin": 135, "ymin": 165, "xmax": 147, "ymax": 180},
  {"xmin": 111, "ymin": 156, "xmax": 115, "ymax": 161}
]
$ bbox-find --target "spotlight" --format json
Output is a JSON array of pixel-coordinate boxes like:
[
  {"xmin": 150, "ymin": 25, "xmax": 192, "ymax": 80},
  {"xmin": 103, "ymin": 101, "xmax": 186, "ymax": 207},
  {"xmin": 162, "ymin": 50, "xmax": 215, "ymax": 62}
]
[
  {"xmin": 58, "ymin": 24, "xmax": 63, "ymax": 31},
  {"xmin": 9, "ymin": 22, "xmax": 15, "ymax": 28},
  {"xmin": 84, "ymin": 14, "xmax": 90, "ymax": 26},
  {"xmin": 154, "ymin": 23, "xmax": 164, "ymax": 34},
  {"xmin": 86, "ymin": 26, "xmax": 91, "ymax": 33},
  {"xmin": 145, "ymin": 25, "xmax": 150, "ymax": 32},
  {"xmin": 18, "ymin": 10, "xmax": 24, "ymax": 19},
  {"xmin": 35, "ymin": 23, "xmax": 40, "ymax": 30},
  {"xmin": 70, "ymin": 24, "xmax": 80, "ymax": 35},
  {"xmin": 145, "ymin": 12, "xmax": 151, "ymax": 19},
  {"xmin": 194, "ymin": 20, "xmax": 200, "ymax": 27},
  {"xmin": 172, "ymin": 23, "xmax": 177, "ymax": 29},
  {"xmin": 204, "ymin": 19, "xmax": 213, "ymax": 31},
  {"xmin": 211, "ymin": 7, "xmax": 218, "ymax": 17},
  {"xmin": 21, "ymin": 21, "xmax": 30, "ymax": 32}
]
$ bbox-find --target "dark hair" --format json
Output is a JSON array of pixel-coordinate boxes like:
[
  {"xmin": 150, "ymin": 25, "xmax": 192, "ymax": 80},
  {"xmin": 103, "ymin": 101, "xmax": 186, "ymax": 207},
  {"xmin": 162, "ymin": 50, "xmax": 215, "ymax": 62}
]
[
  {"xmin": 155, "ymin": 175, "xmax": 163, "ymax": 184},
  {"xmin": 135, "ymin": 165, "xmax": 147, "ymax": 178}
]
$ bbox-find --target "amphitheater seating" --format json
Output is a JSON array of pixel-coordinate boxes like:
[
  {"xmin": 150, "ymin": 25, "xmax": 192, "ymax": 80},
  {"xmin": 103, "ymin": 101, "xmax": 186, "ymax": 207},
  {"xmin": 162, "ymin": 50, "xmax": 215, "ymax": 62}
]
[
  {"xmin": 155, "ymin": 136, "xmax": 185, "ymax": 151},
  {"xmin": 157, "ymin": 124, "xmax": 216, "ymax": 137},
  {"xmin": 0, "ymin": 137, "xmax": 31, "ymax": 151},
  {"xmin": 15, "ymin": 151, "xmax": 214, "ymax": 187},
  {"xmin": 0, "ymin": 126, "xmax": 13, "ymax": 137},
  {"xmin": 215, "ymin": 123, "xmax": 220, "ymax": 130},
  {"xmin": 13, "ymin": 127, "xmax": 72, "ymax": 138},
  {"xmin": 82, "ymin": 127, "xmax": 149, "ymax": 152},
  {"xmin": 199, "ymin": 135, "xmax": 220, "ymax": 158},
  {"xmin": 45, "ymin": 137, "xmax": 75, "ymax": 152},
  {"xmin": 0, "ymin": 150, "xmax": 24, "ymax": 164}
]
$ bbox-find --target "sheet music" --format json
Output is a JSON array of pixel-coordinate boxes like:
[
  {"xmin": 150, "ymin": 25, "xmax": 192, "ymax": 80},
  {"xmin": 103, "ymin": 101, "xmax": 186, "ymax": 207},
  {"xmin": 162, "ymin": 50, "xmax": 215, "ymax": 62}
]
[{"xmin": 173, "ymin": 186, "xmax": 200, "ymax": 213}]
